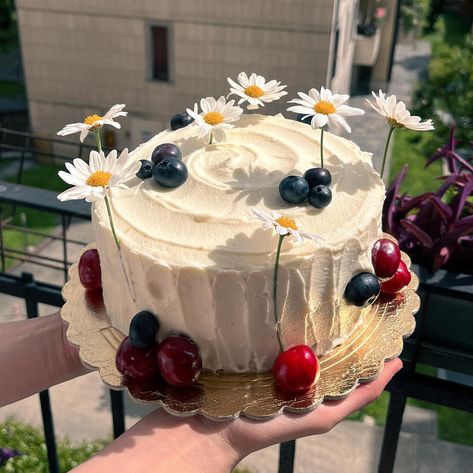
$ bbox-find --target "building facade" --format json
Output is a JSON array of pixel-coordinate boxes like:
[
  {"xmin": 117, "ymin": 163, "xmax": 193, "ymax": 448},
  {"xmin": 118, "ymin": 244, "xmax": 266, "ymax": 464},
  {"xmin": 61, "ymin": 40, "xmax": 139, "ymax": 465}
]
[{"xmin": 16, "ymin": 0, "xmax": 396, "ymax": 151}]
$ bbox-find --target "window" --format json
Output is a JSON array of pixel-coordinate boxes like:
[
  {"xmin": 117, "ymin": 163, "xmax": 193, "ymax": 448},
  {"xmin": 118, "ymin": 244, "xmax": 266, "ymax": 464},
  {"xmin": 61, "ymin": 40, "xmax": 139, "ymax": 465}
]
[{"xmin": 150, "ymin": 25, "xmax": 169, "ymax": 82}]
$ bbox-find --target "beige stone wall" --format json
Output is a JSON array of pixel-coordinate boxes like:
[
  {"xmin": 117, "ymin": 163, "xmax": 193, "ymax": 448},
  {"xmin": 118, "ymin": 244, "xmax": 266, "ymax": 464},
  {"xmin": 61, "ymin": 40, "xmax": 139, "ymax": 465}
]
[{"xmin": 17, "ymin": 0, "xmax": 341, "ymax": 149}]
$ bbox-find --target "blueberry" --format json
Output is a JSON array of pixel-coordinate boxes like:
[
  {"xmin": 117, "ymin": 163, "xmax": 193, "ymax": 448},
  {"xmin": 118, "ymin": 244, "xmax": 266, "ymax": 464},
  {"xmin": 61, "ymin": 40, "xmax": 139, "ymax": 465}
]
[
  {"xmin": 308, "ymin": 185, "xmax": 332, "ymax": 209},
  {"xmin": 151, "ymin": 143, "xmax": 182, "ymax": 165},
  {"xmin": 129, "ymin": 310, "xmax": 160, "ymax": 349},
  {"xmin": 345, "ymin": 273, "xmax": 380, "ymax": 307},
  {"xmin": 279, "ymin": 176, "xmax": 309, "ymax": 204},
  {"xmin": 304, "ymin": 168, "xmax": 332, "ymax": 188},
  {"xmin": 170, "ymin": 112, "xmax": 194, "ymax": 131},
  {"xmin": 136, "ymin": 160, "xmax": 154, "ymax": 180},
  {"xmin": 153, "ymin": 157, "xmax": 188, "ymax": 188}
]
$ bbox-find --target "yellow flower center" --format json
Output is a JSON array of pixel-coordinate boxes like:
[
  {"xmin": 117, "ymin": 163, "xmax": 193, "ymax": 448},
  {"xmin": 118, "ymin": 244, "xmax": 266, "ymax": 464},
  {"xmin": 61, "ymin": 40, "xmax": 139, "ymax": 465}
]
[
  {"xmin": 313, "ymin": 101, "xmax": 336, "ymax": 115},
  {"xmin": 86, "ymin": 171, "xmax": 112, "ymax": 187},
  {"xmin": 244, "ymin": 85, "xmax": 264, "ymax": 98},
  {"xmin": 203, "ymin": 111, "xmax": 225, "ymax": 126},
  {"xmin": 275, "ymin": 216, "xmax": 298, "ymax": 231},
  {"xmin": 83, "ymin": 114, "xmax": 103, "ymax": 127},
  {"xmin": 387, "ymin": 117, "xmax": 404, "ymax": 129}
]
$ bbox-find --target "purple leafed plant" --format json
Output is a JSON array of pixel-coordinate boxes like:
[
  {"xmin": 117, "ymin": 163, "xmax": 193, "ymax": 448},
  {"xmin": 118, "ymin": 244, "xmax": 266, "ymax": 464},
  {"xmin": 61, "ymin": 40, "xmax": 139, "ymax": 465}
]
[
  {"xmin": 383, "ymin": 127, "xmax": 473, "ymax": 274},
  {"xmin": 0, "ymin": 447, "xmax": 22, "ymax": 467}
]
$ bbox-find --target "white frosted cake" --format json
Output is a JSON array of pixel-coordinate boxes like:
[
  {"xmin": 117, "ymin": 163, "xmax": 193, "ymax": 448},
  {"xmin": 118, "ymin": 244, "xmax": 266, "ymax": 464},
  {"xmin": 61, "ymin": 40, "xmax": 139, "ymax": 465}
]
[{"xmin": 92, "ymin": 114, "xmax": 385, "ymax": 373}]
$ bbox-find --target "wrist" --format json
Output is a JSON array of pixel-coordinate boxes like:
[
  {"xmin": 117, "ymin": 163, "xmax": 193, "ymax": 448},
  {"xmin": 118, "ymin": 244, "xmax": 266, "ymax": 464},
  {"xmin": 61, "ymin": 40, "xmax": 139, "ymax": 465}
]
[{"xmin": 57, "ymin": 313, "xmax": 87, "ymax": 377}]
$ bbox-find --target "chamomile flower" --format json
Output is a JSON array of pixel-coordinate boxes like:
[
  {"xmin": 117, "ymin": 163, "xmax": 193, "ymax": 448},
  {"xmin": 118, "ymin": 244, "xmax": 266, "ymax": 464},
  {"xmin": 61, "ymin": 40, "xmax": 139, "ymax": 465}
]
[
  {"xmin": 57, "ymin": 149, "xmax": 139, "ymax": 203},
  {"xmin": 186, "ymin": 96, "xmax": 243, "ymax": 144},
  {"xmin": 251, "ymin": 208, "xmax": 321, "ymax": 244},
  {"xmin": 287, "ymin": 87, "xmax": 364, "ymax": 133},
  {"xmin": 287, "ymin": 87, "xmax": 364, "ymax": 167},
  {"xmin": 366, "ymin": 90, "xmax": 434, "ymax": 131},
  {"xmin": 57, "ymin": 104, "xmax": 128, "ymax": 142},
  {"xmin": 227, "ymin": 72, "xmax": 288, "ymax": 110}
]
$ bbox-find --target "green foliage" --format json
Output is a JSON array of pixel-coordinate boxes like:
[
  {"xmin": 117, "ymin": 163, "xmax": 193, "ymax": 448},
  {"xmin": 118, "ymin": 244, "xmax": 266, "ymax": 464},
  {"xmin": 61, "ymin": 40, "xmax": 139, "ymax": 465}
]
[
  {"xmin": 0, "ymin": 418, "xmax": 109, "ymax": 472},
  {"xmin": 389, "ymin": 128, "xmax": 442, "ymax": 195},
  {"xmin": 400, "ymin": 0, "xmax": 430, "ymax": 34},
  {"xmin": 412, "ymin": 13, "xmax": 473, "ymax": 143}
]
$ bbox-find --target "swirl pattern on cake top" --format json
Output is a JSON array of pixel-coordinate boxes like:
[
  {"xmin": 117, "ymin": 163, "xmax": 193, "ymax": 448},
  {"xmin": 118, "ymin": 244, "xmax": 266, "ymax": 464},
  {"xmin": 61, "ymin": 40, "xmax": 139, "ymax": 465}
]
[{"xmin": 92, "ymin": 114, "xmax": 385, "ymax": 372}]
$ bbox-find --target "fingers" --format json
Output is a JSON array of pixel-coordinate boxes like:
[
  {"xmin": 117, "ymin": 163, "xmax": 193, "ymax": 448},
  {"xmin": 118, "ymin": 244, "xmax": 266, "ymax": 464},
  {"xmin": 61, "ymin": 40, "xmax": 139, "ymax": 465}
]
[
  {"xmin": 318, "ymin": 358, "xmax": 403, "ymax": 429},
  {"xmin": 226, "ymin": 358, "xmax": 403, "ymax": 452}
]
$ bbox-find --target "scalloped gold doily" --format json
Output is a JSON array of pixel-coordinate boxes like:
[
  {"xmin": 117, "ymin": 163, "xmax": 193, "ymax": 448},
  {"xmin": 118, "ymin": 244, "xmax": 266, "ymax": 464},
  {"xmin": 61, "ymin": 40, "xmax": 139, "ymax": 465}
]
[{"xmin": 61, "ymin": 244, "xmax": 419, "ymax": 420}]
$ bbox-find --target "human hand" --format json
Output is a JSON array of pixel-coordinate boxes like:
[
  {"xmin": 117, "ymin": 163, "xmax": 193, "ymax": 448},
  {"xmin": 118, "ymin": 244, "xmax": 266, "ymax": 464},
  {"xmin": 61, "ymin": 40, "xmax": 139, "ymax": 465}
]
[
  {"xmin": 217, "ymin": 358, "xmax": 403, "ymax": 458},
  {"xmin": 74, "ymin": 358, "xmax": 401, "ymax": 473}
]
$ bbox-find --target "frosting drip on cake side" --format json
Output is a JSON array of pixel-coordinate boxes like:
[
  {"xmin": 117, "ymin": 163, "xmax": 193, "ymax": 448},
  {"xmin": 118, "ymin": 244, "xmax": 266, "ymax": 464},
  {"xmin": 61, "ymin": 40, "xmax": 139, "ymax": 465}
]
[{"xmin": 92, "ymin": 114, "xmax": 385, "ymax": 372}]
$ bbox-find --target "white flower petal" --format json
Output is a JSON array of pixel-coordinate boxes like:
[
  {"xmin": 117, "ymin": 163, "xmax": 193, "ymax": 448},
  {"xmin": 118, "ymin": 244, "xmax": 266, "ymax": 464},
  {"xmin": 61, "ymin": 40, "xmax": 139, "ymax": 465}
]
[
  {"xmin": 329, "ymin": 113, "xmax": 351, "ymax": 133},
  {"xmin": 79, "ymin": 128, "xmax": 90, "ymax": 143},
  {"xmin": 312, "ymin": 113, "xmax": 329, "ymax": 129},
  {"xmin": 336, "ymin": 104, "xmax": 365, "ymax": 117},
  {"xmin": 58, "ymin": 170, "xmax": 86, "ymax": 186}
]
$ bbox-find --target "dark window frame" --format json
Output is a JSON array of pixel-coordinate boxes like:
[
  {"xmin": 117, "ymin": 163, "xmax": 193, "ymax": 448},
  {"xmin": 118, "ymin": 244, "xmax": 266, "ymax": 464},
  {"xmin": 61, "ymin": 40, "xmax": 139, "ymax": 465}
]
[{"xmin": 147, "ymin": 23, "xmax": 172, "ymax": 83}]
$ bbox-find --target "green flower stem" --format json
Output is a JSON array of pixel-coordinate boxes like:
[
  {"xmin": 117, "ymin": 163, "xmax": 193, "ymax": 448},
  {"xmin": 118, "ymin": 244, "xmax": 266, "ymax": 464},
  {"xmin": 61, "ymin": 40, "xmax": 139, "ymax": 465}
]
[
  {"xmin": 320, "ymin": 126, "xmax": 325, "ymax": 168},
  {"xmin": 273, "ymin": 234, "xmax": 286, "ymax": 352},
  {"xmin": 380, "ymin": 126, "xmax": 395, "ymax": 179},
  {"xmin": 104, "ymin": 194, "xmax": 120, "ymax": 250},
  {"xmin": 95, "ymin": 129, "xmax": 103, "ymax": 153},
  {"xmin": 209, "ymin": 133, "xmax": 213, "ymax": 145}
]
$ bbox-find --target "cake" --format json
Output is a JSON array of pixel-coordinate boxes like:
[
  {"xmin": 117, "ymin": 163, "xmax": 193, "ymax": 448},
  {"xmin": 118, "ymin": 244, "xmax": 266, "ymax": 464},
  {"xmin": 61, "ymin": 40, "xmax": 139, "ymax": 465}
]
[{"xmin": 91, "ymin": 113, "xmax": 385, "ymax": 373}]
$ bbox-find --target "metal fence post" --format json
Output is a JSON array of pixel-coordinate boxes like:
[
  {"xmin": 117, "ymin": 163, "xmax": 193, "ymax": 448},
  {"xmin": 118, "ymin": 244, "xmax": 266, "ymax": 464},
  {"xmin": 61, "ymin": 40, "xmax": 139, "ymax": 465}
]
[
  {"xmin": 21, "ymin": 272, "xmax": 60, "ymax": 473},
  {"xmin": 109, "ymin": 390, "xmax": 126, "ymax": 439},
  {"xmin": 278, "ymin": 440, "xmax": 296, "ymax": 473}
]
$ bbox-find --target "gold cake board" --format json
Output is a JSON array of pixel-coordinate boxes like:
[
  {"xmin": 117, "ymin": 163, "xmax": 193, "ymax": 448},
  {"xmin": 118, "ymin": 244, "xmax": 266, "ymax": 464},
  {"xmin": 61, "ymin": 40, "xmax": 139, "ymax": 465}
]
[{"xmin": 61, "ymin": 243, "xmax": 419, "ymax": 420}]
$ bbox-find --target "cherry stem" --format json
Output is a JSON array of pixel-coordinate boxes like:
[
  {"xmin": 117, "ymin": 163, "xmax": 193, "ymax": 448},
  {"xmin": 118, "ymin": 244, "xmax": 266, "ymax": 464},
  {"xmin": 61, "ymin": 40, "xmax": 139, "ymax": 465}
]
[
  {"xmin": 94, "ymin": 128, "xmax": 103, "ymax": 153},
  {"xmin": 380, "ymin": 126, "xmax": 395, "ymax": 179},
  {"xmin": 320, "ymin": 127, "xmax": 325, "ymax": 168},
  {"xmin": 273, "ymin": 234, "xmax": 286, "ymax": 352}
]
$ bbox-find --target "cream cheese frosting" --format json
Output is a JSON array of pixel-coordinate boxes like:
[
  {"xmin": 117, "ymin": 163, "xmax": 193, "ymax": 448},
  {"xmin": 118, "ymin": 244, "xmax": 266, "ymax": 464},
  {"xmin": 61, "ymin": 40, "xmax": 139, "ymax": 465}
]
[{"xmin": 92, "ymin": 114, "xmax": 385, "ymax": 372}]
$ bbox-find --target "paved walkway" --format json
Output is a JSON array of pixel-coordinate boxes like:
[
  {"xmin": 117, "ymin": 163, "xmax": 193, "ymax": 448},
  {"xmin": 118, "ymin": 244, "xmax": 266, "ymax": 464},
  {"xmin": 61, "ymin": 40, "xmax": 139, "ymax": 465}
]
[{"xmin": 1, "ymin": 39, "xmax": 472, "ymax": 471}]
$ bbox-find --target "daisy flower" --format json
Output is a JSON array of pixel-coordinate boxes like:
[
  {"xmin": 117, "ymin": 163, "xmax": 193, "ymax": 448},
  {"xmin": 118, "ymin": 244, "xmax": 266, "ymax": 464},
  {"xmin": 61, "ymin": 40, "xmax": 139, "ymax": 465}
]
[
  {"xmin": 366, "ymin": 90, "xmax": 434, "ymax": 131},
  {"xmin": 186, "ymin": 96, "xmax": 243, "ymax": 144},
  {"xmin": 287, "ymin": 87, "xmax": 364, "ymax": 168},
  {"xmin": 57, "ymin": 149, "xmax": 139, "ymax": 203},
  {"xmin": 287, "ymin": 86, "xmax": 364, "ymax": 133},
  {"xmin": 251, "ymin": 207, "xmax": 320, "ymax": 352},
  {"xmin": 251, "ymin": 208, "xmax": 321, "ymax": 244},
  {"xmin": 57, "ymin": 104, "xmax": 127, "ymax": 143},
  {"xmin": 366, "ymin": 90, "xmax": 434, "ymax": 178},
  {"xmin": 227, "ymin": 72, "xmax": 287, "ymax": 110}
]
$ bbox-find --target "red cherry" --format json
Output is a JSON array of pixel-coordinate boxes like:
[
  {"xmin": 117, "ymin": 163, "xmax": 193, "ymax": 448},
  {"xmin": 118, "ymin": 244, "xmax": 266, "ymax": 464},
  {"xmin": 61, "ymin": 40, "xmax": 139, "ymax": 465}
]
[
  {"xmin": 372, "ymin": 239, "xmax": 401, "ymax": 279},
  {"xmin": 78, "ymin": 249, "xmax": 102, "ymax": 290},
  {"xmin": 381, "ymin": 260, "xmax": 411, "ymax": 294},
  {"xmin": 115, "ymin": 336, "xmax": 159, "ymax": 382},
  {"xmin": 156, "ymin": 335, "xmax": 202, "ymax": 386},
  {"xmin": 272, "ymin": 345, "xmax": 319, "ymax": 392}
]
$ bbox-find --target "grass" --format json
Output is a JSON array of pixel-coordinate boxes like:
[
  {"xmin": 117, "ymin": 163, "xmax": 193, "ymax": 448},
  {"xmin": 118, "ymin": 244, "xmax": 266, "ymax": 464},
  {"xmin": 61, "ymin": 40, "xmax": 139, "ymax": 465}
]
[
  {"xmin": 2, "ymin": 163, "xmax": 67, "ymax": 269},
  {"xmin": 388, "ymin": 128, "xmax": 442, "ymax": 194},
  {"xmin": 0, "ymin": 418, "xmax": 254, "ymax": 472}
]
